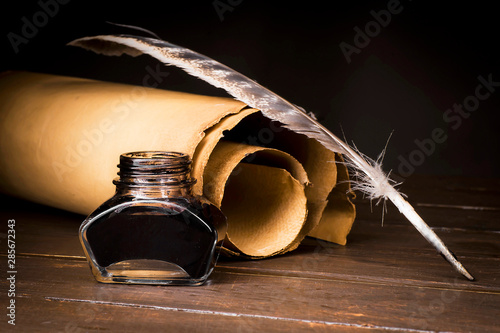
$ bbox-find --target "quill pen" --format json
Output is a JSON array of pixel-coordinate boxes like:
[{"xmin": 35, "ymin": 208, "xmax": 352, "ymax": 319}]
[{"xmin": 68, "ymin": 34, "xmax": 474, "ymax": 280}]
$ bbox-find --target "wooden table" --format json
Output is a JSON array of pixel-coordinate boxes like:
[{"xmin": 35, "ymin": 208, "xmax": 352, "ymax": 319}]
[{"xmin": 1, "ymin": 175, "xmax": 499, "ymax": 332}]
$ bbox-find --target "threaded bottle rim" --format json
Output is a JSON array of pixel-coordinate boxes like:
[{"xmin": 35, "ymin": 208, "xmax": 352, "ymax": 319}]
[{"xmin": 114, "ymin": 151, "xmax": 196, "ymax": 188}]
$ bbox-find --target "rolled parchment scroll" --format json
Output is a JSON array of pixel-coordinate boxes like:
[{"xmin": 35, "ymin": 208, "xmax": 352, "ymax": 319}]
[{"xmin": 0, "ymin": 71, "xmax": 355, "ymax": 257}]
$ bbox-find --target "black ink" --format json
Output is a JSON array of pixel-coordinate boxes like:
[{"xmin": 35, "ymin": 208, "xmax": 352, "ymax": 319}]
[{"xmin": 80, "ymin": 152, "xmax": 227, "ymax": 285}]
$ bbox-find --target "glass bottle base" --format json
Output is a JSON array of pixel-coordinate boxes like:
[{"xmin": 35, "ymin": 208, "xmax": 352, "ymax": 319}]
[{"xmin": 90, "ymin": 259, "xmax": 211, "ymax": 286}]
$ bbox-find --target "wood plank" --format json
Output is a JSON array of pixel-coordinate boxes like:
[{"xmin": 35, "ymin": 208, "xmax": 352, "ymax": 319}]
[
  {"xmin": 218, "ymin": 240, "xmax": 500, "ymax": 292},
  {"xmin": 394, "ymin": 175, "xmax": 500, "ymax": 208},
  {"xmin": 1, "ymin": 175, "xmax": 499, "ymax": 332},
  {"xmin": 348, "ymin": 221, "xmax": 500, "ymax": 258},
  {"xmin": 1, "ymin": 255, "xmax": 499, "ymax": 333},
  {"xmin": 4, "ymin": 294, "xmax": 394, "ymax": 333},
  {"xmin": 354, "ymin": 174, "xmax": 500, "ymax": 230},
  {"xmin": 3, "ymin": 208, "xmax": 499, "ymax": 291},
  {"xmin": 1, "ymin": 194, "xmax": 498, "ymax": 290},
  {"xmin": 354, "ymin": 199, "xmax": 500, "ymax": 231},
  {"xmin": 393, "ymin": 174, "xmax": 500, "ymax": 203},
  {"xmin": 0, "ymin": 195, "xmax": 84, "ymax": 257},
  {"xmin": 4, "ymin": 193, "xmax": 499, "ymax": 258}
]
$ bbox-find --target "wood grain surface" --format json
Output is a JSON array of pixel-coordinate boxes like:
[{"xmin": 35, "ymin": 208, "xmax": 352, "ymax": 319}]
[{"xmin": 1, "ymin": 175, "xmax": 499, "ymax": 332}]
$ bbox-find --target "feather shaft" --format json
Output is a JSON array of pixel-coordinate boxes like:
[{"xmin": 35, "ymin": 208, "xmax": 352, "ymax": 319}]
[{"xmin": 68, "ymin": 34, "xmax": 474, "ymax": 280}]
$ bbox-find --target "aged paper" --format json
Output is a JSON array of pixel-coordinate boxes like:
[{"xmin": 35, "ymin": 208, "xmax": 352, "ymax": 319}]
[{"xmin": 0, "ymin": 71, "xmax": 355, "ymax": 257}]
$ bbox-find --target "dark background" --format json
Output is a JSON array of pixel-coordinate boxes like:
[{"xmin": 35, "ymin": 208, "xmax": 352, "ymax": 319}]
[{"xmin": 2, "ymin": 0, "xmax": 499, "ymax": 179}]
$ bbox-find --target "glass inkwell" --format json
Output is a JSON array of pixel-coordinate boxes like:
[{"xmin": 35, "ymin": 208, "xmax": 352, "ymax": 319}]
[{"xmin": 79, "ymin": 151, "xmax": 227, "ymax": 286}]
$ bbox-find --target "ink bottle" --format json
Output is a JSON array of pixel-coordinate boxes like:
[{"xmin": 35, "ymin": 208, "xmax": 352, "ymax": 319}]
[{"xmin": 79, "ymin": 151, "xmax": 227, "ymax": 286}]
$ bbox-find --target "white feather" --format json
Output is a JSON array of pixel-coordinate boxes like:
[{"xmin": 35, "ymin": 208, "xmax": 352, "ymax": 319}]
[{"xmin": 68, "ymin": 34, "xmax": 474, "ymax": 280}]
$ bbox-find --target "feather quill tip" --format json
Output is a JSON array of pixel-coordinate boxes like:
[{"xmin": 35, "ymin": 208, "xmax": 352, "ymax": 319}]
[{"xmin": 441, "ymin": 251, "xmax": 475, "ymax": 281}]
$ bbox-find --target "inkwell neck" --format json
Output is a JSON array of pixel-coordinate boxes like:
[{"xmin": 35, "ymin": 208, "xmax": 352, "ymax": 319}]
[{"xmin": 113, "ymin": 151, "xmax": 196, "ymax": 198}]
